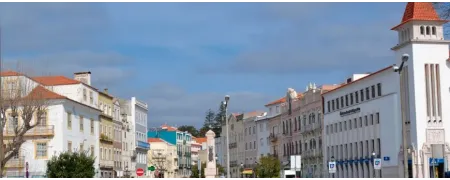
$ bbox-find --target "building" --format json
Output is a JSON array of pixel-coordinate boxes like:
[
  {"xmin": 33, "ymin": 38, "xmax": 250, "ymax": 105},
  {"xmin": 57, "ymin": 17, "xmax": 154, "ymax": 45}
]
[
  {"xmin": 279, "ymin": 89, "xmax": 302, "ymax": 169},
  {"xmin": 215, "ymin": 136, "xmax": 224, "ymax": 169},
  {"xmin": 130, "ymin": 97, "xmax": 150, "ymax": 177},
  {"xmin": 1, "ymin": 72, "xmax": 102, "ymax": 178},
  {"xmin": 243, "ymin": 112, "xmax": 266, "ymax": 176},
  {"xmin": 297, "ymin": 83, "xmax": 338, "ymax": 178},
  {"xmin": 220, "ymin": 113, "xmax": 243, "ymax": 178},
  {"xmin": 147, "ymin": 138, "xmax": 178, "ymax": 178},
  {"xmin": 147, "ymin": 125, "xmax": 192, "ymax": 178},
  {"xmin": 266, "ymin": 97, "xmax": 285, "ymax": 161},
  {"xmin": 323, "ymin": 2, "xmax": 450, "ymax": 178},
  {"xmin": 98, "ymin": 89, "xmax": 115, "ymax": 178},
  {"xmin": 191, "ymin": 137, "xmax": 206, "ymax": 165},
  {"xmin": 255, "ymin": 113, "xmax": 270, "ymax": 160},
  {"xmin": 119, "ymin": 99, "xmax": 135, "ymax": 178},
  {"xmin": 112, "ymin": 98, "xmax": 123, "ymax": 177}
]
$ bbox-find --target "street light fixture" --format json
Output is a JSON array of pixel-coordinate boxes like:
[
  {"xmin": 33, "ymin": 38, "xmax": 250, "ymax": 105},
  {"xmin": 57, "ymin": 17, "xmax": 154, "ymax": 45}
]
[
  {"xmin": 372, "ymin": 151, "xmax": 376, "ymax": 178},
  {"xmin": 224, "ymin": 95, "xmax": 230, "ymax": 178},
  {"xmin": 240, "ymin": 163, "xmax": 244, "ymax": 178},
  {"xmin": 330, "ymin": 156, "xmax": 335, "ymax": 178}
]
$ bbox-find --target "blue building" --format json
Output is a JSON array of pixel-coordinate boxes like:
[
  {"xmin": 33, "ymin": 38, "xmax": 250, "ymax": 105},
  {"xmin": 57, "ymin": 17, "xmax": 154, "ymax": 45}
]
[{"xmin": 148, "ymin": 125, "xmax": 192, "ymax": 177}]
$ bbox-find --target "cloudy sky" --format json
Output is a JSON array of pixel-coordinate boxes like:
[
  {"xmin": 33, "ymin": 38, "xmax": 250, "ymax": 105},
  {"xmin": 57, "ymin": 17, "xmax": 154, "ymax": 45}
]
[{"xmin": 1, "ymin": 2, "xmax": 411, "ymax": 128}]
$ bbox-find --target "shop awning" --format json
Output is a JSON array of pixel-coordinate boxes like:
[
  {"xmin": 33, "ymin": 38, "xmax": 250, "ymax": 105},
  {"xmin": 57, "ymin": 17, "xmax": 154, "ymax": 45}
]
[{"xmin": 242, "ymin": 169, "xmax": 253, "ymax": 175}]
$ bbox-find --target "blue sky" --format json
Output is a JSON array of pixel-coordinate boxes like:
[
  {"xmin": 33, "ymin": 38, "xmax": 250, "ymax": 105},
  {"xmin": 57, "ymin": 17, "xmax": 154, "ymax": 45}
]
[{"xmin": 0, "ymin": 2, "xmax": 409, "ymax": 128}]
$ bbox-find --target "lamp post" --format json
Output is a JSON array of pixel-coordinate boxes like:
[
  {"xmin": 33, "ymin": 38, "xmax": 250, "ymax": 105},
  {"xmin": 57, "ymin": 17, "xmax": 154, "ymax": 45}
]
[
  {"xmin": 224, "ymin": 95, "xmax": 230, "ymax": 178},
  {"xmin": 372, "ymin": 151, "xmax": 376, "ymax": 178},
  {"xmin": 394, "ymin": 53, "xmax": 409, "ymax": 178},
  {"xmin": 240, "ymin": 162, "xmax": 244, "ymax": 178}
]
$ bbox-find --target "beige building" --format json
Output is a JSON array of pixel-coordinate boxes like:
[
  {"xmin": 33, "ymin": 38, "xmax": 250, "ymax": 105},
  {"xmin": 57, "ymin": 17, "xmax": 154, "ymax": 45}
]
[
  {"xmin": 147, "ymin": 138, "xmax": 178, "ymax": 178},
  {"xmin": 98, "ymin": 89, "xmax": 115, "ymax": 178},
  {"xmin": 267, "ymin": 97, "xmax": 285, "ymax": 161},
  {"xmin": 112, "ymin": 98, "xmax": 123, "ymax": 177}
]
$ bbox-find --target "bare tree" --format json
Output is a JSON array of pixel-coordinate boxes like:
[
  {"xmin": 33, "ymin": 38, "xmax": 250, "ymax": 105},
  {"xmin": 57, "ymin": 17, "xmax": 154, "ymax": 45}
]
[
  {"xmin": 148, "ymin": 149, "xmax": 169, "ymax": 178},
  {"xmin": 0, "ymin": 71, "xmax": 49, "ymax": 177},
  {"xmin": 433, "ymin": 2, "xmax": 450, "ymax": 35}
]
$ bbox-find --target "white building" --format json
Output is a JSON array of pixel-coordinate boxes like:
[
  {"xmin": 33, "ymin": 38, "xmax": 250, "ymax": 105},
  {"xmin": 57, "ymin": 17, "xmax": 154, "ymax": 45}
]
[
  {"xmin": 1, "ymin": 72, "xmax": 102, "ymax": 178},
  {"xmin": 255, "ymin": 112, "xmax": 270, "ymax": 160},
  {"xmin": 119, "ymin": 98, "xmax": 135, "ymax": 177},
  {"xmin": 323, "ymin": 2, "xmax": 450, "ymax": 178}
]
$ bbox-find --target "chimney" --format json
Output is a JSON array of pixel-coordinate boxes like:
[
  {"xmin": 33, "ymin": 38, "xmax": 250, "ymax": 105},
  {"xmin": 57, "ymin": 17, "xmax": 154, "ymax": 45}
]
[
  {"xmin": 74, "ymin": 72, "xmax": 91, "ymax": 85},
  {"xmin": 104, "ymin": 88, "xmax": 108, "ymax": 94}
]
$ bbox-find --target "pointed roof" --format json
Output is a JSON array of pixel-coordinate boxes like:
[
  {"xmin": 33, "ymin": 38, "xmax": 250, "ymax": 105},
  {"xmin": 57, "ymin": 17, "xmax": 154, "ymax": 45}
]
[
  {"xmin": 392, "ymin": 2, "xmax": 447, "ymax": 30},
  {"xmin": 32, "ymin": 76, "xmax": 81, "ymax": 86},
  {"xmin": 24, "ymin": 85, "xmax": 66, "ymax": 100}
]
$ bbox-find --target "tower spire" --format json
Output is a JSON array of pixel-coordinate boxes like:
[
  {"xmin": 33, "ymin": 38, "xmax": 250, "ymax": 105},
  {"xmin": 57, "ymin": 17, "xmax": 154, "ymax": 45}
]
[{"xmin": 392, "ymin": 2, "xmax": 446, "ymax": 30}]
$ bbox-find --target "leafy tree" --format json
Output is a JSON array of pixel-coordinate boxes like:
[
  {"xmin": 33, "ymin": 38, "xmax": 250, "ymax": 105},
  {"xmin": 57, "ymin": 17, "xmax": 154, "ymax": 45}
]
[
  {"xmin": 198, "ymin": 126, "xmax": 209, "ymax": 138},
  {"xmin": 190, "ymin": 162, "xmax": 206, "ymax": 178},
  {"xmin": 212, "ymin": 102, "xmax": 226, "ymax": 136},
  {"xmin": 217, "ymin": 164, "xmax": 225, "ymax": 176},
  {"xmin": 46, "ymin": 151, "xmax": 96, "ymax": 178},
  {"xmin": 178, "ymin": 125, "xmax": 199, "ymax": 137},
  {"xmin": 255, "ymin": 155, "xmax": 280, "ymax": 178}
]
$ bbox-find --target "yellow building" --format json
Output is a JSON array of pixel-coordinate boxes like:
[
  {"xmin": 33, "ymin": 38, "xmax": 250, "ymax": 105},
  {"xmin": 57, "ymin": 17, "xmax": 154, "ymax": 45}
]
[
  {"xmin": 98, "ymin": 89, "xmax": 114, "ymax": 178},
  {"xmin": 147, "ymin": 138, "xmax": 178, "ymax": 178}
]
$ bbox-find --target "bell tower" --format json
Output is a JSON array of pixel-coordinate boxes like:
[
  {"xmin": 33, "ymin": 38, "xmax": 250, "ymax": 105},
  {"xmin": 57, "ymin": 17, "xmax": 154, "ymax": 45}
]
[{"xmin": 391, "ymin": 2, "xmax": 450, "ymax": 178}]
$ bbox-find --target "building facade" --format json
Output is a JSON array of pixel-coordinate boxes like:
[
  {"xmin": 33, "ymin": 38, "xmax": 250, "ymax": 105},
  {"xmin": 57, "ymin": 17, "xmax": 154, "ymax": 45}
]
[
  {"xmin": 112, "ymin": 98, "xmax": 123, "ymax": 177},
  {"xmin": 255, "ymin": 113, "xmax": 270, "ymax": 160},
  {"xmin": 244, "ymin": 116, "xmax": 257, "ymax": 175},
  {"xmin": 147, "ymin": 138, "xmax": 178, "ymax": 178},
  {"xmin": 266, "ymin": 97, "xmax": 285, "ymax": 161},
  {"xmin": 98, "ymin": 90, "xmax": 115, "ymax": 178},
  {"xmin": 130, "ymin": 97, "xmax": 150, "ymax": 177},
  {"xmin": 119, "ymin": 99, "xmax": 135, "ymax": 177}
]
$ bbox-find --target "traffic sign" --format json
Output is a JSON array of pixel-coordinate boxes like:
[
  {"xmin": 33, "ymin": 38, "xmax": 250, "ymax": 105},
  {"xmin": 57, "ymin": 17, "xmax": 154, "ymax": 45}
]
[
  {"xmin": 148, "ymin": 166, "xmax": 155, "ymax": 171},
  {"xmin": 328, "ymin": 162, "xmax": 336, "ymax": 174},
  {"xmin": 374, "ymin": 158, "xmax": 382, "ymax": 169},
  {"xmin": 136, "ymin": 168, "xmax": 144, "ymax": 176}
]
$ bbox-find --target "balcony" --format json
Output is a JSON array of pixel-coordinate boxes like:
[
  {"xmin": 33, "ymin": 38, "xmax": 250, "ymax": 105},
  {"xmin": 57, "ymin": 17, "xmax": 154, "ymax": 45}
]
[
  {"xmin": 131, "ymin": 150, "xmax": 137, "ymax": 160},
  {"xmin": 137, "ymin": 140, "xmax": 150, "ymax": 150},
  {"xmin": 5, "ymin": 156, "xmax": 24, "ymax": 168},
  {"xmin": 4, "ymin": 125, "xmax": 54, "ymax": 137},
  {"xmin": 269, "ymin": 133, "xmax": 277, "ymax": 142},
  {"xmin": 100, "ymin": 160, "xmax": 114, "ymax": 169},
  {"xmin": 228, "ymin": 142, "xmax": 237, "ymax": 149},
  {"xmin": 301, "ymin": 123, "xmax": 322, "ymax": 134}
]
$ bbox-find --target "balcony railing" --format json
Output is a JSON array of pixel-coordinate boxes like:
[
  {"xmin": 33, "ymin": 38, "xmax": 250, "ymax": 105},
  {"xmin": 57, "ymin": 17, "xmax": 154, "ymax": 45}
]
[
  {"xmin": 100, "ymin": 160, "xmax": 114, "ymax": 169},
  {"xmin": 301, "ymin": 123, "xmax": 322, "ymax": 134},
  {"xmin": 5, "ymin": 156, "xmax": 25, "ymax": 168},
  {"xmin": 269, "ymin": 133, "xmax": 277, "ymax": 142},
  {"xmin": 4, "ymin": 125, "xmax": 54, "ymax": 137}
]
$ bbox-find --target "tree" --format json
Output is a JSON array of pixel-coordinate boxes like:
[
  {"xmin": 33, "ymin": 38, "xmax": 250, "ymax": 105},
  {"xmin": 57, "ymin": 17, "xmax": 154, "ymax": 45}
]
[
  {"xmin": 0, "ymin": 72, "xmax": 49, "ymax": 177},
  {"xmin": 46, "ymin": 151, "xmax": 96, "ymax": 178},
  {"xmin": 148, "ymin": 149, "xmax": 169, "ymax": 178},
  {"xmin": 190, "ymin": 162, "xmax": 206, "ymax": 178},
  {"xmin": 432, "ymin": 3, "xmax": 450, "ymax": 35},
  {"xmin": 203, "ymin": 109, "xmax": 215, "ymax": 129},
  {"xmin": 212, "ymin": 102, "xmax": 226, "ymax": 136},
  {"xmin": 198, "ymin": 126, "xmax": 209, "ymax": 138},
  {"xmin": 217, "ymin": 164, "xmax": 225, "ymax": 176},
  {"xmin": 177, "ymin": 125, "xmax": 199, "ymax": 137},
  {"xmin": 255, "ymin": 155, "xmax": 280, "ymax": 178}
]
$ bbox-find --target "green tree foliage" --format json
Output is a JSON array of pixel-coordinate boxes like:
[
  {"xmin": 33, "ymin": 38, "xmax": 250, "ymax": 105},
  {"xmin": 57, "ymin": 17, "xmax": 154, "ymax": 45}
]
[
  {"xmin": 46, "ymin": 151, "xmax": 96, "ymax": 178},
  {"xmin": 255, "ymin": 155, "xmax": 280, "ymax": 178},
  {"xmin": 217, "ymin": 164, "xmax": 225, "ymax": 176},
  {"xmin": 177, "ymin": 125, "xmax": 200, "ymax": 137},
  {"xmin": 190, "ymin": 162, "xmax": 206, "ymax": 178},
  {"xmin": 212, "ymin": 102, "xmax": 226, "ymax": 136},
  {"xmin": 203, "ymin": 109, "xmax": 215, "ymax": 129}
]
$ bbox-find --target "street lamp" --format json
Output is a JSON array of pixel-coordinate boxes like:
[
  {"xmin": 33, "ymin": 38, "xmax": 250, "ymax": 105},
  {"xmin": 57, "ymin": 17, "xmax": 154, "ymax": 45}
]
[
  {"xmin": 372, "ymin": 151, "xmax": 376, "ymax": 178},
  {"xmin": 394, "ymin": 53, "xmax": 409, "ymax": 178},
  {"xmin": 224, "ymin": 95, "xmax": 230, "ymax": 178},
  {"xmin": 330, "ymin": 156, "xmax": 335, "ymax": 178},
  {"xmin": 240, "ymin": 162, "xmax": 244, "ymax": 178}
]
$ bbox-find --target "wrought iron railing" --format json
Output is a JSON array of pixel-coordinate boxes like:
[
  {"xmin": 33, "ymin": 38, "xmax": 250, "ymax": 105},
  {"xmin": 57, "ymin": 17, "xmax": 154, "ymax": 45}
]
[{"xmin": 4, "ymin": 125, "xmax": 54, "ymax": 137}]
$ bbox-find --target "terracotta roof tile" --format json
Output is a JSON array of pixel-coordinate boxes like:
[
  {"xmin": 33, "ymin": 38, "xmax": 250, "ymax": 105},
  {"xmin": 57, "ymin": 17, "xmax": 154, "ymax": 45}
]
[
  {"xmin": 265, "ymin": 97, "xmax": 286, "ymax": 107},
  {"xmin": 195, "ymin": 137, "xmax": 207, "ymax": 144},
  {"xmin": 392, "ymin": 2, "xmax": 447, "ymax": 30},
  {"xmin": 0, "ymin": 71, "xmax": 23, "ymax": 77},
  {"xmin": 161, "ymin": 125, "xmax": 178, "ymax": 131},
  {"xmin": 24, "ymin": 86, "xmax": 66, "ymax": 100},
  {"xmin": 148, "ymin": 138, "xmax": 164, "ymax": 143},
  {"xmin": 32, "ymin": 76, "xmax": 81, "ymax": 86}
]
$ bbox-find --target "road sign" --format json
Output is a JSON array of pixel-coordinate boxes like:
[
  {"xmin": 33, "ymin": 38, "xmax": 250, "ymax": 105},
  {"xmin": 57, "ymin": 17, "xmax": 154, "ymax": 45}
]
[
  {"xmin": 148, "ymin": 166, "xmax": 155, "ymax": 171},
  {"xmin": 328, "ymin": 162, "xmax": 336, "ymax": 174},
  {"xmin": 136, "ymin": 168, "xmax": 144, "ymax": 176},
  {"xmin": 374, "ymin": 158, "xmax": 382, "ymax": 170}
]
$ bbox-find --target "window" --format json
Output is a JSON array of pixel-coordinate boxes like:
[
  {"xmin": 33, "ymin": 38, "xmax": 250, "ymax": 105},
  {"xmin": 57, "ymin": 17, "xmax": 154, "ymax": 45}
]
[
  {"xmin": 67, "ymin": 112, "xmax": 72, "ymax": 129},
  {"xmin": 327, "ymin": 101, "xmax": 330, "ymax": 112},
  {"xmin": 90, "ymin": 119, "xmax": 94, "ymax": 134},
  {"xmin": 360, "ymin": 89, "xmax": 364, "ymax": 101},
  {"xmin": 330, "ymin": 124, "xmax": 333, "ymax": 133},
  {"xmin": 377, "ymin": 83, "xmax": 382, "ymax": 96},
  {"xmin": 68, "ymin": 141, "xmax": 72, "ymax": 152},
  {"xmin": 39, "ymin": 111, "xmax": 47, "ymax": 126},
  {"xmin": 350, "ymin": 93, "xmax": 354, "ymax": 105},
  {"xmin": 253, "ymin": 126, "xmax": 255, "ymax": 134},
  {"xmin": 246, "ymin": 143, "xmax": 248, "ymax": 150},
  {"xmin": 336, "ymin": 98, "xmax": 340, "ymax": 109},
  {"xmin": 339, "ymin": 122, "xmax": 342, "ymax": 132},
  {"xmin": 349, "ymin": 120, "xmax": 352, "ymax": 130},
  {"xmin": 326, "ymin": 125, "xmax": 329, "ymax": 134},
  {"xmin": 359, "ymin": 117, "xmax": 362, "ymax": 128},
  {"xmin": 35, "ymin": 142, "xmax": 48, "ymax": 159},
  {"xmin": 294, "ymin": 118, "xmax": 297, "ymax": 131},
  {"xmin": 254, "ymin": 141, "xmax": 256, "ymax": 149},
  {"xmin": 332, "ymin": 100, "xmax": 335, "ymax": 111},
  {"xmin": 354, "ymin": 118, "xmax": 357, "ymax": 129},
  {"xmin": 245, "ymin": 128, "xmax": 247, "ymax": 135},
  {"xmin": 260, "ymin": 123, "xmax": 263, "ymax": 132},
  {"xmin": 420, "ymin": 26, "xmax": 425, "ymax": 35},
  {"xmin": 426, "ymin": 26, "xmax": 430, "ymax": 35},
  {"xmin": 345, "ymin": 95, "xmax": 349, "ymax": 106},
  {"xmin": 371, "ymin": 85, "xmax": 375, "ymax": 98},
  {"xmin": 89, "ymin": 91, "xmax": 93, "ymax": 104},
  {"xmin": 80, "ymin": 116, "xmax": 84, "ymax": 131},
  {"xmin": 340, "ymin": 96, "xmax": 344, "ymax": 107},
  {"xmin": 365, "ymin": 116, "xmax": 368, "ymax": 126},
  {"xmin": 355, "ymin": 91, "xmax": 359, "ymax": 103},
  {"xmin": 83, "ymin": 88, "xmax": 87, "ymax": 101},
  {"xmin": 344, "ymin": 121, "xmax": 347, "ymax": 131},
  {"xmin": 366, "ymin": 87, "xmax": 370, "ymax": 100},
  {"xmin": 370, "ymin": 114, "xmax": 374, "ymax": 125},
  {"xmin": 432, "ymin": 26, "xmax": 436, "ymax": 35}
]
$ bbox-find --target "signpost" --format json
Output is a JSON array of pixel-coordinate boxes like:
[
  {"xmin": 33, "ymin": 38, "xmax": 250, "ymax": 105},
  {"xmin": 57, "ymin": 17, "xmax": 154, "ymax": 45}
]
[
  {"xmin": 148, "ymin": 166, "xmax": 155, "ymax": 172},
  {"xmin": 136, "ymin": 168, "xmax": 144, "ymax": 177},
  {"xmin": 374, "ymin": 158, "xmax": 382, "ymax": 170},
  {"xmin": 328, "ymin": 161, "xmax": 336, "ymax": 174}
]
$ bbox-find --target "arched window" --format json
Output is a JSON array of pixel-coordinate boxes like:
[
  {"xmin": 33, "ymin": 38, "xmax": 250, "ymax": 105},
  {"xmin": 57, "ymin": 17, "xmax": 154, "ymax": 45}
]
[
  {"xmin": 295, "ymin": 141, "xmax": 298, "ymax": 154},
  {"xmin": 432, "ymin": 26, "xmax": 437, "ymax": 35},
  {"xmin": 299, "ymin": 141, "xmax": 302, "ymax": 153},
  {"xmin": 294, "ymin": 117, "xmax": 297, "ymax": 131},
  {"xmin": 420, "ymin": 26, "xmax": 425, "ymax": 35},
  {"xmin": 312, "ymin": 113, "xmax": 316, "ymax": 123},
  {"xmin": 283, "ymin": 121, "xmax": 285, "ymax": 134},
  {"xmin": 284, "ymin": 144, "xmax": 286, "ymax": 155},
  {"xmin": 426, "ymin": 26, "xmax": 430, "ymax": 35}
]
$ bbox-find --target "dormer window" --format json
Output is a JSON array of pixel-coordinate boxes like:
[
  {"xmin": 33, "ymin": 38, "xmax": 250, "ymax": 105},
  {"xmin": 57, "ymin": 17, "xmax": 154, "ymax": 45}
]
[
  {"xmin": 432, "ymin": 26, "xmax": 436, "ymax": 35},
  {"xmin": 426, "ymin": 26, "xmax": 430, "ymax": 35},
  {"xmin": 420, "ymin": 26, "xmax": 425, "ymax": 35}
]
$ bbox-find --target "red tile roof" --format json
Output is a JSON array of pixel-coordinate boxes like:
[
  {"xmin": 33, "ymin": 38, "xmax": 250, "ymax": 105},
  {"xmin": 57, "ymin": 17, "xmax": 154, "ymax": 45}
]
[
  {"xmin": 161, "ymin": 124, "xmax": 178, "ymax": 131},
  {"xmin": 392, "ymin": 2, "xmax": 447, "ymax": 30},
  {"xmin": 24, "ymin": 86, "xmax": 66, "ymax": 100},
  {"xmin": 322, "ymin": 66, "xmax": 393, "ymax": 95},
  {"xmin": 0, "ymin": 71, "xmax": 23, "ymax": 77},
  {"xmin": 148, "ymin": 138, "xmax": 164, "ymax": 143},
  {"xmin": 32, "ymin": 76, "xmax": 81, "ymax": 86},
  {"xmin": 265, "ymin": 97, "xmax": 286, "ymax": 107},
  {"xmin": 195, "ymin": 137, "xmax": 207, "ymax": 144}
]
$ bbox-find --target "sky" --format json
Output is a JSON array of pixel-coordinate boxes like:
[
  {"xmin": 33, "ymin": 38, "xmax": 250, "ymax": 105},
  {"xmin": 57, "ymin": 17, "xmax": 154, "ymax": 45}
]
[{"xmin": 0, "ymin": 2, "xmax": 411, "ymax": 128}]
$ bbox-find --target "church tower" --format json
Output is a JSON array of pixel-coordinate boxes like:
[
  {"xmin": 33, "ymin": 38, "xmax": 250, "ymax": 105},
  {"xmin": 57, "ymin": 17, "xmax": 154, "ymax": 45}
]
[{"xmin": 391, "ymin": 2, "xmax": 450, "ymax": 178}]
